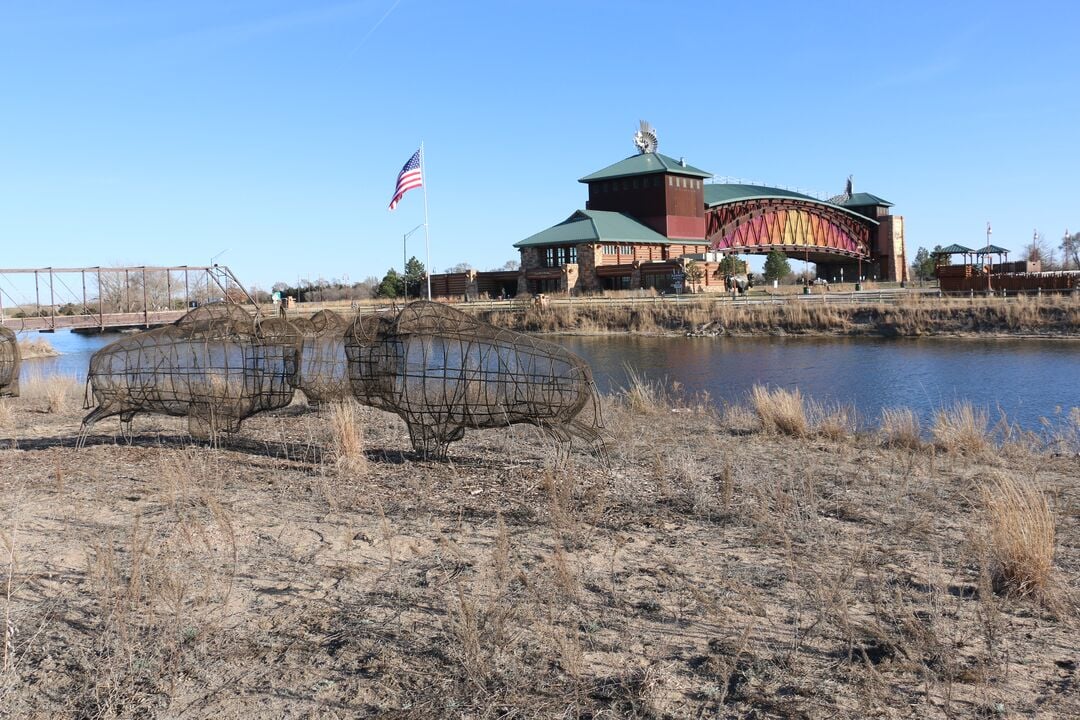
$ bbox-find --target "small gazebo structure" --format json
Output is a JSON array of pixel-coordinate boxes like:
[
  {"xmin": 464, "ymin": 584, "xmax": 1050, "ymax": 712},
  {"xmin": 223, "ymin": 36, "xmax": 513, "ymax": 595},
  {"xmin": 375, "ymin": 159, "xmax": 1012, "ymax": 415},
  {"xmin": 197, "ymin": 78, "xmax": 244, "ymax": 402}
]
[
  {"xmin": 933, "ymin": 244, "xmax": 976, "ymax": 267},
  {"xmin": 975, "ymin": 244, "xmax": 1010, "ymax": 270}
]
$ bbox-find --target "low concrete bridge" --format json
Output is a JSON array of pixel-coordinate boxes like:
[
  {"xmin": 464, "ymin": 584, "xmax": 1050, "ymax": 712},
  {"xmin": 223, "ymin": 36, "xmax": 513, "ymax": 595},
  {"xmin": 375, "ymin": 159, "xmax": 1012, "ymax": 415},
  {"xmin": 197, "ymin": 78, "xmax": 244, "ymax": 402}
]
[{"xmin": 0, "ymin": 265, "xmax": 257, "ymax": 332}]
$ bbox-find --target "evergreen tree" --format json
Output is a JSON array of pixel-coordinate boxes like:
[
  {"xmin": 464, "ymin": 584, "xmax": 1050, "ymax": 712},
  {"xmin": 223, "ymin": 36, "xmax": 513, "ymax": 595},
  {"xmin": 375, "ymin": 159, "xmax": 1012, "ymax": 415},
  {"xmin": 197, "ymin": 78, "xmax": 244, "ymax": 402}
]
[
  {"xmin": 375, "ymin": 268, "xmax": 403, "ymax": 298},
  {"xmin": 403, "ymin": 256, "xmax": 426, "ymax": 298},
  {"xmin": 762, "ymin": 250, "xmax": 791, "ymax": 282},
  {"xmin": 718, "ymin": 255, "xmax": 747, "ymax": 275}
]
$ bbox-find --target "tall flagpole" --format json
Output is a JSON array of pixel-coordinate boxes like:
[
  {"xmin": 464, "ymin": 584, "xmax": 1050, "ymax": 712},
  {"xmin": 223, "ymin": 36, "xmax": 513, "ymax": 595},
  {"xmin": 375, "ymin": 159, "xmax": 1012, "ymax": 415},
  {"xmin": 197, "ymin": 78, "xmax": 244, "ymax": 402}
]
[{"xmin": 420, "ymin": 141, "xmax": 432, "ymax": 301}]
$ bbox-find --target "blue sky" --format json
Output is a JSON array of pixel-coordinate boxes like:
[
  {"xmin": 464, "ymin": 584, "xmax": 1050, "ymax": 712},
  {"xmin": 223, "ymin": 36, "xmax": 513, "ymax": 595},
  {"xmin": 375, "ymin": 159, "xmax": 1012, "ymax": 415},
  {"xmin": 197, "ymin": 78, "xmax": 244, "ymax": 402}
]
[{"xmin": 2, "ymin": 1, "xmax": 1077, "ymax": 292}]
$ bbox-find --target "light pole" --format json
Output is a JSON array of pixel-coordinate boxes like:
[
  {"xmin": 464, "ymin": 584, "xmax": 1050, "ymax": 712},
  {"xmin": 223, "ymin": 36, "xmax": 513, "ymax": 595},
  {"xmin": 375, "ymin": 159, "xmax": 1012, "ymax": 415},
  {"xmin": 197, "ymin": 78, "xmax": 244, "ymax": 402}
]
[
  {"xmin": 1066, "ymin": 228, "xmax": 1072, "ymax": 270},
  {"xmin": 403, "ymin": 224, "xmax": 425, "ymax": 300}
]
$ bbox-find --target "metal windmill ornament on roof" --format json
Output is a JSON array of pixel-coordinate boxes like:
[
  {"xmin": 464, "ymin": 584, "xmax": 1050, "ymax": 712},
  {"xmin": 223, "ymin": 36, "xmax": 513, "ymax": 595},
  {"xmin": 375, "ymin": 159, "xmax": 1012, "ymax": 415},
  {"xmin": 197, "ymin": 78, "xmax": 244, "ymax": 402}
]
[{"xmin": 633, "ymin": 120, "xmax": 658, "ymax": 154}]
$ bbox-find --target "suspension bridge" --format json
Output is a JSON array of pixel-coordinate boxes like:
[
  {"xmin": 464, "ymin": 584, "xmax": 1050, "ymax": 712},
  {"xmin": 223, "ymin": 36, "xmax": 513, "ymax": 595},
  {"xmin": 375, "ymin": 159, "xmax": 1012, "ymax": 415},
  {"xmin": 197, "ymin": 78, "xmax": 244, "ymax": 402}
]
[{"xmin": 0, "ymin": 265, "xmax": 257, "ymax": 332}]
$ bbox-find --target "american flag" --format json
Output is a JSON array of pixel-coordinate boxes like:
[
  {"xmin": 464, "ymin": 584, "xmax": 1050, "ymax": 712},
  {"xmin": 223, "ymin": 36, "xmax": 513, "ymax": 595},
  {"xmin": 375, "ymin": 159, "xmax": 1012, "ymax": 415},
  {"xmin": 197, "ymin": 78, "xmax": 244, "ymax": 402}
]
[{"xmin": 388, "ymin": 148, "xmax": 422, "ymax": 211}]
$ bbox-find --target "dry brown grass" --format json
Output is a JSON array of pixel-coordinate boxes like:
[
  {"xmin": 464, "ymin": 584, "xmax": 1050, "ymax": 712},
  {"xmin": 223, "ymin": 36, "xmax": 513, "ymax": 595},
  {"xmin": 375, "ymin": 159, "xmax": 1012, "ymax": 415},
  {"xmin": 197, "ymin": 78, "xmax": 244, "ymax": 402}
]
[
  {"xmin": 879, "ymin": 407, "xmax": 922, "ymax": 449},
  {"xmin": 812, "ymin": 402, "xmax": 856, "ymax": 441},
  {"xmin": 328, "ymin": 400, "xmax": 367, "ymax": 475},
  {"xmin": 932, "ymin": 401, "xmax": 991, "ymax": 454},
  {"xmin": 750, "ymin": 384, "xmax": 808, "ymax": 437},
  {"xmin": 1, "ymin": 376, "xmax": 1079, "ymax": 717},
  {"xmin": 618, "ymin": 365, "xmax": 666, "ymax": 414},
  {"xmin": 20, "ymin": 372, "xmax": 80, "ymax": 414},
  {"xmin": 980, "ymin": 472, "xmax": 1056, "ymax": 598},
  {"xmin": 15, "ymin": 337, "xmax": 57, "ymax": 359},
  {"xmin": 480, "ymin": 294, "xmax": 1080, "ymax": 337},
  {"xmin": 0, "ymin": 400, "xmax": 12, "ymax": 430}
]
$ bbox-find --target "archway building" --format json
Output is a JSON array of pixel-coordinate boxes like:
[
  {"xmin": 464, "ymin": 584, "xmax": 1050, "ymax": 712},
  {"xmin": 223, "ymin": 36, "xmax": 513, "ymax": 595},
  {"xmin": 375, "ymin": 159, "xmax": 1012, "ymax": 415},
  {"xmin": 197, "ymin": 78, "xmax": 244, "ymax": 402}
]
[{"xmin": 512, "ymin": 149, "xmax": 907, "ymax": 295}]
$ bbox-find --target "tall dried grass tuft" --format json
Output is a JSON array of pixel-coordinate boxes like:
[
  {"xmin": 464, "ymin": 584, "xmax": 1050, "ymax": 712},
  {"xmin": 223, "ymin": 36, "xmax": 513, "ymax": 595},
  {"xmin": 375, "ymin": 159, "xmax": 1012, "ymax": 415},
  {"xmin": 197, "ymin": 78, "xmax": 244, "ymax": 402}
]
[
  {"xmin": 16, "ymin": 337, "xmax": 57, "ymax": 359},
  {"xmin": 880, "ymin": 407, "xmax": 922, "ymax": 449},
  {"xmin": 618, "ymin": 365, "xmax": 665, "ymax": 413},
  {"xmin": 21, "ymin": 372, "xmax": 80, "ymax": 414},
  {"xmin": 932, "ymin": 401, "xmax": 990, "ymax": 454},
  {"xmin": 980, "ymin": 472, "xmax": 1056, "ymax": 598},
  {"xmin": 329, "ymin": 400, "xmax": 367, "ymax": 475},
  {"xmin": 813, "ymin": 402, "xmax": 856, "ymax": 441},
  {"xmin": 750, "ymin": 385, "xmax": 808, "ymax": 437},
  {"xmin": 0, "ymin": 400, "xmax": 11, "ymax": 429}
]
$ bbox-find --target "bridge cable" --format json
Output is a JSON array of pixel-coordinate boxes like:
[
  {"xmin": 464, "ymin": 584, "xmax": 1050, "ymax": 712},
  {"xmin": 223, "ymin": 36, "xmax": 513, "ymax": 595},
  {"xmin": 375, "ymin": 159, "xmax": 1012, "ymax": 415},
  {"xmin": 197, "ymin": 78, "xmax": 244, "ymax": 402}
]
[{"xmin": 0, "ymin": 273, "xmax": 35, "ymax": 310}]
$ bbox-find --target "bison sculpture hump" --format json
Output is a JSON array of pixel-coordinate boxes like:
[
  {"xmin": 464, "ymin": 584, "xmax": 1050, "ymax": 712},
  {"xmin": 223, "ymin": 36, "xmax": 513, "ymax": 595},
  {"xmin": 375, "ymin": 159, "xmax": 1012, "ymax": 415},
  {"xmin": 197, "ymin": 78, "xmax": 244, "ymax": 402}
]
[
  {"xmin": 0, "ymin": 326, "xmax": 20, "ymax": 398},
  {"xmin": 344, "ymin": 301, "xmax": 602, "ymax": 458},
  {"xmin": 291, "ymin": 309, "xmax": 352, "ymax": 405},
  {"xmin": 81, "ymin": 303, "xmax": 300, "ymax": 440}
]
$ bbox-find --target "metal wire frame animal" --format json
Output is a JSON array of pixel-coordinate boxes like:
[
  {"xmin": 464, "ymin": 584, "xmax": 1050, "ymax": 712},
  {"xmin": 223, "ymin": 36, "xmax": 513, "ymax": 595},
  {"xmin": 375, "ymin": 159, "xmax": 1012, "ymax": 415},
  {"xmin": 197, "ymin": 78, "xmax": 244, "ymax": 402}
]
[
  {"xmin": 345, "ymin": 301, "xmax": 603, "ymax": 459},
  {"xmin": 291, "ymin": 309, "xmax": 352, "ymax": 405},
  {"xmin": 0, "ymin": 326, "xmax": 19, "ymax": 398},
  {"xmin": 80, "ymin": 303, "xmax": 300, "ymax": 441}
]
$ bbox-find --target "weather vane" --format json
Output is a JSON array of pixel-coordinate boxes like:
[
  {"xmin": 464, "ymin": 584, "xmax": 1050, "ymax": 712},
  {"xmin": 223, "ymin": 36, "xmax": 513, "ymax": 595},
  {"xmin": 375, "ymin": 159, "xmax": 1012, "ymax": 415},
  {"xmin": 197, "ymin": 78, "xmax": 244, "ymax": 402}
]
[{"xmin": 633, "ymin": 120, "xmax": 658, "ymax": 154}]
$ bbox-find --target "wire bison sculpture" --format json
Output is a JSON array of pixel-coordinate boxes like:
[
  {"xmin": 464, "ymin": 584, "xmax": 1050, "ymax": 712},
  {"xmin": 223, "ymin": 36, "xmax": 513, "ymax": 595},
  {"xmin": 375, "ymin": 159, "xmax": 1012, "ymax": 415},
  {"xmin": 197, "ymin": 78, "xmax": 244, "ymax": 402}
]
[
  {"xmin": 0, "ymin": 326, "xmax": 20, "ymax": 398},
  {"xmin": 81, "ymin": 303, "xmax": 300, "ymax": 441},
  {"xmin": 291, "ymin": 309, "xmax": 351, "ymax": 405},
  {"xmin": 345, "ymin": 301, "xmax": 602, "ymax": 459}
]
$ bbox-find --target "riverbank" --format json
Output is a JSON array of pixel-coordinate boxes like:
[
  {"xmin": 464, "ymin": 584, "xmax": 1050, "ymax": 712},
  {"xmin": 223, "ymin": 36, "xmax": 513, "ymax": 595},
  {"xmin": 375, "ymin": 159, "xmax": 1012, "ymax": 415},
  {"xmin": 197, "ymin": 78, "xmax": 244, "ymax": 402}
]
[
  {"xmin": 1, "ymin": 385, "xmax": 1077, "ymax": 717},
  {"xmin": 16, "ymin": 337, "xmax": 59, "ymax": 359},
  {"xmin": 480, "ymin": 295, "xmax": 1079, "ymax": 339}
]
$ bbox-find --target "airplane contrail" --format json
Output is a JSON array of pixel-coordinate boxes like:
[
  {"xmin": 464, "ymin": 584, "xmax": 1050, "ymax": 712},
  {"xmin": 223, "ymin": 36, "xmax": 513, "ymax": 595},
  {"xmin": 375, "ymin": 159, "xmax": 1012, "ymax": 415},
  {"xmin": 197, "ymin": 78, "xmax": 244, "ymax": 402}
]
[{"xmin": 349, "ymin": 0, "xmax": 402, "ymax": 56}]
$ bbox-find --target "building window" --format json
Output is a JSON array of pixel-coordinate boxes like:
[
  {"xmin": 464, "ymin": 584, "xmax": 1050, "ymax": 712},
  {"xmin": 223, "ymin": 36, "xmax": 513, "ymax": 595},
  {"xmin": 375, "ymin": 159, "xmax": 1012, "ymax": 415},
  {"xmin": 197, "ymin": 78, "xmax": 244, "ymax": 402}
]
[
  {"xmin": 668, "ymin": 176, "xmax": 673, "ymax": 187},
  {"xmin": 544, "ymin": 246, "xmax": 577, "ymax": 267},
  {"xmin": 603, "ymin": 244, "xmax": 617, "ymax": 255},
  {"xmin": 620, "ymin": 245, "xmax": 633, "ymax": 255}
]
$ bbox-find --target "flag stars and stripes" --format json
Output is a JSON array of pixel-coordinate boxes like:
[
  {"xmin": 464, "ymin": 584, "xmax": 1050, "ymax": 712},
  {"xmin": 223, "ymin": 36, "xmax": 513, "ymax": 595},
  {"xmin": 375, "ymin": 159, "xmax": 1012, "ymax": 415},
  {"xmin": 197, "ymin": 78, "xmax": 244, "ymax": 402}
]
[{"xmin": 389, "ymin": 149, "xmax": 423, "ymax": 211}]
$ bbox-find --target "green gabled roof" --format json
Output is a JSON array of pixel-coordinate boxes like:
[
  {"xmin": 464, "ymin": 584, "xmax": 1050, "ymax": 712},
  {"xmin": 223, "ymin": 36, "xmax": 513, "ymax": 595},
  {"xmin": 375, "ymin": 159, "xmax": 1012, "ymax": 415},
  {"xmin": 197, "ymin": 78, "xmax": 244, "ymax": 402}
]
[
  {"xmin": 842, "ymin": 192, "xmax": 893, "ymax": 208},
  {"xmin": 704, "ymin": 183, "xmax": 879, "ymax": 225},
  {"xmin": 579, "ymin": 152, "xmax": 712, "ymax": 183},
  {"xmin": 704, "ymin": 183, "xmax": 817, "ymax": 205},
  {"xmin": 514, "ymin": 210, "xmax": 670, "ymax": 248},
  {"xmin": 976, "ymin": 244, "xmax": 1010, "ymax": 255},
  {"xmin": 935, "ymin": 244, "xmax": 976, "ymax": 254}
]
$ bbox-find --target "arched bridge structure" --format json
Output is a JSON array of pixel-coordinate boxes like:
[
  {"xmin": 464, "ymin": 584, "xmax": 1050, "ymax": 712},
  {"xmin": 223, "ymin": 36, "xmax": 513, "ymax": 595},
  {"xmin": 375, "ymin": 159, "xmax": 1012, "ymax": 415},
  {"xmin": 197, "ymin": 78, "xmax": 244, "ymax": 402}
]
[{"xmin": 704, "ymin": 184, "xmax": 875, "ymax": 265}]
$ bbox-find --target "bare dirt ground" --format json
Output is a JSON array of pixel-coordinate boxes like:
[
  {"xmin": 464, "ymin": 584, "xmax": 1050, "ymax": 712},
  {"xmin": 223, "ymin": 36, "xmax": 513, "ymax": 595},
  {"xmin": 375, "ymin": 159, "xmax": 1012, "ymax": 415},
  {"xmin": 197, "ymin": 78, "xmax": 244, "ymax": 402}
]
[{"xmin": 0, "ymin": 388, "xmax": 1077, "ymax": 719}]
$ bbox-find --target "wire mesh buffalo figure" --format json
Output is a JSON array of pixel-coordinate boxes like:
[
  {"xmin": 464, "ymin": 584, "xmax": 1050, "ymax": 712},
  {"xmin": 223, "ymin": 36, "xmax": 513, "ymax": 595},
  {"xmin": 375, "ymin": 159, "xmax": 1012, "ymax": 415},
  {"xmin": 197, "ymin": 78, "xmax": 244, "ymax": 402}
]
[
  {"xmin": 344, "ymin": 301, "xmax": 602, "ymax": 459},
  {"xmin": 81, "ymin": 303, "xmax": 300, "ymax": 441},
  {"xmin": 0, "ymin": 326, "xmax": 19, "ymax": 398},
  {"xmin": 291, "ymin": 309, "xmax": 352, "ymax": 405}
]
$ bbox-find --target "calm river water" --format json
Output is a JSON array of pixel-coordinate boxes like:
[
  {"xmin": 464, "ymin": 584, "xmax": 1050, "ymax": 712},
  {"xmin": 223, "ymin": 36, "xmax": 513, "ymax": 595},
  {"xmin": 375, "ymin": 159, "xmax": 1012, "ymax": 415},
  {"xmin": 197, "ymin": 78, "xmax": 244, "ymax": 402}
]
[{"xmin": 16, "ymin": 330, "xmax": 1079, "ymax": 432}]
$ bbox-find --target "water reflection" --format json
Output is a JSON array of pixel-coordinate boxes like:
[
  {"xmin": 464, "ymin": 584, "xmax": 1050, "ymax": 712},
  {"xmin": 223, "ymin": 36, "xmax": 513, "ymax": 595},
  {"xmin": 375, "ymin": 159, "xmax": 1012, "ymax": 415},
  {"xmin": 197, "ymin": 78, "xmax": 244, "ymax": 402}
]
[
  {"xmin": 558, "ymin": 335, "xmax": 1079, "ymax": 431},
  {"xmin": 13, "ymin": 329, "xmax": 1079, "ymax": 432}
]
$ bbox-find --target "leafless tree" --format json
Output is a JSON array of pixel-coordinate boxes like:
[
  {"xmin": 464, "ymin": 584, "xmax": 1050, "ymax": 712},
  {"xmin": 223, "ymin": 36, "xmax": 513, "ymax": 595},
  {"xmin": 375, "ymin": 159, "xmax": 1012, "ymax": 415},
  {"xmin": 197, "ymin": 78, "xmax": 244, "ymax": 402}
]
[
  {"xmin": 1024, "ymin": 231, "xmax": 1058, "ymax": 269},
  {"xmin": 1059, "ymin": 230, "xmax": 1079, "ymax": 270}
]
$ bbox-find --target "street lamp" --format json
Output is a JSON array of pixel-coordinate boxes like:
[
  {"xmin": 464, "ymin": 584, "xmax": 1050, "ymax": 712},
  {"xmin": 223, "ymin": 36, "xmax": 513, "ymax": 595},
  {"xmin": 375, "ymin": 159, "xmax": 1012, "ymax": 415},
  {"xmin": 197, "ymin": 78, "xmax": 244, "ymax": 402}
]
[{"xmin": 403, "ymin": 224, "xmax": 425, "ymax": 299}]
